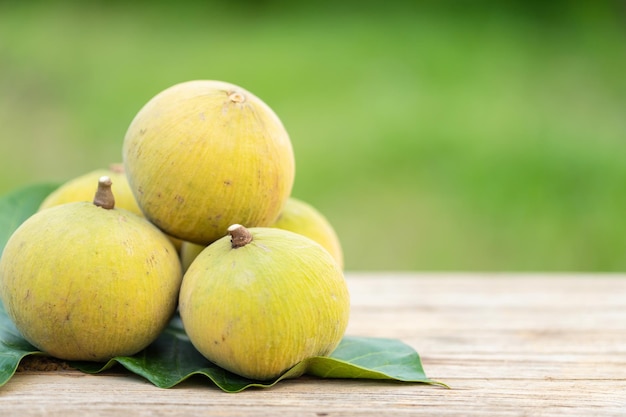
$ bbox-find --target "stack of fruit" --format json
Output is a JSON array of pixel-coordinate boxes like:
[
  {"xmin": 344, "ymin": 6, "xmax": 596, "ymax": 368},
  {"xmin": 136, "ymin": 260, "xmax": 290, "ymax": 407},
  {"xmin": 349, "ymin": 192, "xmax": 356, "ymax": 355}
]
[{"xmin": 0, "ymin": 80, "xmax": 350, "ymax": 381}]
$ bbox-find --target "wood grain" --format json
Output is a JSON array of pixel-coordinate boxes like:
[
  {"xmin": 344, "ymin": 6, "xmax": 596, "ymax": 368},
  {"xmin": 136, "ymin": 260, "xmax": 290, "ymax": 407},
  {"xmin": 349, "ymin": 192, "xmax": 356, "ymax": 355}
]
[{"xmin": 2, "ymin": 273, "xmax": 625, "ymax": 416}]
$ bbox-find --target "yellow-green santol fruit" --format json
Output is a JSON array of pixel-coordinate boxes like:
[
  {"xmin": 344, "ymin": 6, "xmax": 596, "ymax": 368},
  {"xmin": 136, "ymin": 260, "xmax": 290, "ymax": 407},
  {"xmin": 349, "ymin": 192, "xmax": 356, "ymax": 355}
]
[
  {"xmin": 0, "ymin": 177, "xmax": 182, "ymax": 361},
  {"xmin": 272, "ymin": 197, "xmax": 344, "ymax": 269},
  {"xmin": 179, "ymin": 197, "xmax": 344, "ymax": 272},
  {"xmin": 179, "ymin": 224, "xmax": 350, "ymax": 381},
  {"xmin": 179, "ymin": 240, "xmax": 205, "ymax": 273},
  {"xmin": 122, "ymin": 80, "xmax": 295, "ymax": 245},
  {"xmin": 39, "ymin": 164, "xmax": 142, "ymax": 215},
  {"xmin": 39, "ymin": 164, "xmax": 183, "ymax": 252}
]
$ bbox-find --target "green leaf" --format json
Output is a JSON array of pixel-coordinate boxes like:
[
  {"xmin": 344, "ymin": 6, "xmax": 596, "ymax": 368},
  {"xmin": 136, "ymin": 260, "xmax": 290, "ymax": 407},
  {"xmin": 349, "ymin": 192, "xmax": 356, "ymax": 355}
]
[
  {"xmin": 0, "ymin": 300, "xmax": 43, "ymax": 387},
  {"xmin": 306, "ymin": 336, "xmax": 440, "ymax": 382},
  {"xmin": 72, "ymin": 315, "xmax": 444, "ymax": 392},
  {"xmin": 0, "ymin": 183, "xmax": 445, "ymax": 391},
  {"xmin": 70, "ymin": 315, "xmax": 277, "ymax": 392}
]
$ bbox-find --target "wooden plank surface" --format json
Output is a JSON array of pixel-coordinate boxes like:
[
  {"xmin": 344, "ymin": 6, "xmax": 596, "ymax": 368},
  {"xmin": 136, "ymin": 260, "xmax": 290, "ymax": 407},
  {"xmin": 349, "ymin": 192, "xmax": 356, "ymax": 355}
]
[{"xmin": 1, "ymin": 272, "xmax": 625, "ymax": 416}]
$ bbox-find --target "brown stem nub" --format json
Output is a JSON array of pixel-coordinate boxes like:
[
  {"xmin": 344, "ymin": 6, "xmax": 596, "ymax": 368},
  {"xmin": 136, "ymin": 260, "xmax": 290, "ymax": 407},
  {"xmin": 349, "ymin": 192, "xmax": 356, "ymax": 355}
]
[
  {"xmin": 93, "ymin": 176, "xmax": 115, "ymax": 210},
  {"xmin": 228, "ymin": 91, "xmax": 246, "ymax": 104},
  {"xmin": 228, "ymin": 224, "xmax": 253, "ymax": 248}
]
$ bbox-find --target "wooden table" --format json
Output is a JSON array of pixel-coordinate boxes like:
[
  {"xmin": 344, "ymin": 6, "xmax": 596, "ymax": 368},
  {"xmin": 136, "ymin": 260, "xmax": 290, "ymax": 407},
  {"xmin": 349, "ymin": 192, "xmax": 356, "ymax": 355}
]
[{"xmin": 1, "ymin": 273, "xmax": 625, "ymax": 416}]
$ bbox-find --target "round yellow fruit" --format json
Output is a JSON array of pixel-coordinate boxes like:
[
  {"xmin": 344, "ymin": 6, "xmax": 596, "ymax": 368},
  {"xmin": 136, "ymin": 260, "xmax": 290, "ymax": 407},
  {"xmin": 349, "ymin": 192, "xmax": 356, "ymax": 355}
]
[
  {"xmin": 179, "ymin": 197, "xmax": 344, "ymax": 272},
  {"xmin": 179, "ymin": 240, "xmax": 205, "ymax": 273},
  {"xmin": 39, "ymin": 164, "xmax": 142, "ymax": 215},
  {"xmin": 39, "ymin": 164, "xmax": 183, "ymax": 252},
  {"xmin": 123, "ymin": 80, "xmax": 295, "ymax": 245},
  {"xmin": 272, "ymin": 197, "xmax": 344, "ymax": 269},
  {"xmin": 179, "ymin": 224, "xmax": 350, "ymax": 380},
  {"xmin": 0, "ymin": 177, "xmax": 182, "ymax": 361}
]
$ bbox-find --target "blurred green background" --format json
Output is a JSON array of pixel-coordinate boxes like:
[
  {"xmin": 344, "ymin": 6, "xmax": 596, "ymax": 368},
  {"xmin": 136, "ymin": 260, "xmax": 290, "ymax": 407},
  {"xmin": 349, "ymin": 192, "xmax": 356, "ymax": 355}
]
[{"xmin": 1, "ymin": 1, "xmax": 625, "ymax": 271}]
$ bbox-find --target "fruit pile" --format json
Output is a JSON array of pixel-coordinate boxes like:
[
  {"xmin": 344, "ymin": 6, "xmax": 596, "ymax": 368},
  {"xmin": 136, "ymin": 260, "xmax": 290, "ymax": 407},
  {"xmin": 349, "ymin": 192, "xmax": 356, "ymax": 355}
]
[{"xmin": 0, "ymin": 80, "xmax": 350, "ymax": 381}]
